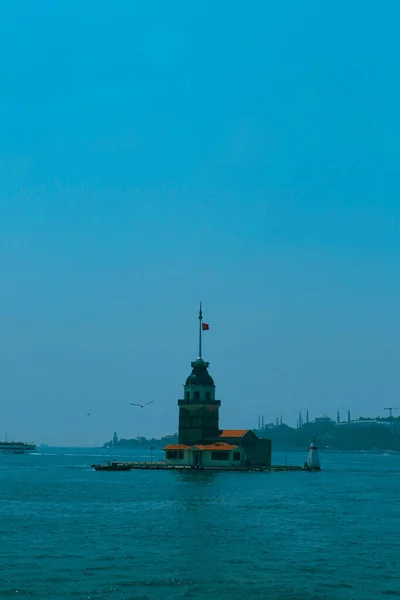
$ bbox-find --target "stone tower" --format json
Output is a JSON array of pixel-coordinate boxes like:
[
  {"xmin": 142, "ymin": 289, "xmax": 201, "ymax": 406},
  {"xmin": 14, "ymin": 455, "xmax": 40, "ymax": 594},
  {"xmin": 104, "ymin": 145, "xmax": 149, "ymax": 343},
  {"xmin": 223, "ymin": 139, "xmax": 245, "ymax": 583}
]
[{"xmin": 178, "ymin": 305, "xmax": 221, "ymax": 445}]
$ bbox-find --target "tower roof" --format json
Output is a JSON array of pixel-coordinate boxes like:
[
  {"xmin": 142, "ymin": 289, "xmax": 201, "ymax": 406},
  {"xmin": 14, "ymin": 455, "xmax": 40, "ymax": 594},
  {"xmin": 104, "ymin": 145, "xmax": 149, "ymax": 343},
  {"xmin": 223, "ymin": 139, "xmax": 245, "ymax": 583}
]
[{"xmin": 185, "ymin": 358, "xmax": 215, "ymax": 387}]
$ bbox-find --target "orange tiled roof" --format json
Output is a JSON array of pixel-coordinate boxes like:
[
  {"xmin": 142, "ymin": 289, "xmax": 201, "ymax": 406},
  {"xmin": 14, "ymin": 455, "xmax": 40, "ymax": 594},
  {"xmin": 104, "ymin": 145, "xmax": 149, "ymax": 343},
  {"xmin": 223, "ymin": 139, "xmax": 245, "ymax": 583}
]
[
  {"xmin": 163, "ymin": 444, "xmax": 189, "ymax": 450},
  {"xmin": 192, "ymin": 443, "xmax": 238, "ymax": 451},
  {"xmin": 219, "ymin": 429, "xmax": 249, "ymax": 438}
]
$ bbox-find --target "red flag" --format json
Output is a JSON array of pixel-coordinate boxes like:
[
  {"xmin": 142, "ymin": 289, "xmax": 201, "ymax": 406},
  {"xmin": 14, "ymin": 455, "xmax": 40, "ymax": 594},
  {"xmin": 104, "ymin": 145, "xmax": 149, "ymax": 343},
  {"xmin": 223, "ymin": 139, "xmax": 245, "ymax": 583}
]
[{"xmin": 202, "ymin": 323, "xmax": 210, "ymax": 331}]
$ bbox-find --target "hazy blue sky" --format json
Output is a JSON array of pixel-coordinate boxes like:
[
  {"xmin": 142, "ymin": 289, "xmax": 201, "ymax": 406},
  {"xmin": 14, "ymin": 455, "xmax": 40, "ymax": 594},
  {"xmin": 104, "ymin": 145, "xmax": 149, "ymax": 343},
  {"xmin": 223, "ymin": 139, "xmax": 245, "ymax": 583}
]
[{"xmin": 1, "ymin": 1, "xmax": 400, "ymax": 445}]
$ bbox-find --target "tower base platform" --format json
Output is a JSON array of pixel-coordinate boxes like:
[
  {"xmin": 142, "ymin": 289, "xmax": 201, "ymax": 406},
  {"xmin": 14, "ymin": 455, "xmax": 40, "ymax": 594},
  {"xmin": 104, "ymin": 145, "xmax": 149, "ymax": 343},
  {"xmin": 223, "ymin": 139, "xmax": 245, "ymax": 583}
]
[{"xmin": 91, "ymin": 461, "xmax": 320, "ymax": 472}]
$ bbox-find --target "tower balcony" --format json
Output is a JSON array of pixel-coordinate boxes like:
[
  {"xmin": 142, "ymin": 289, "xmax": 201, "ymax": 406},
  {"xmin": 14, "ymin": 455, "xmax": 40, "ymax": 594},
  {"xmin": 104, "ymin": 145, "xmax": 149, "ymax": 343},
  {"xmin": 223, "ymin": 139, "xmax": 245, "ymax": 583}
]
[{"xmin": 178, "ymin": 398, "xmax": 221, "ymax": 407}]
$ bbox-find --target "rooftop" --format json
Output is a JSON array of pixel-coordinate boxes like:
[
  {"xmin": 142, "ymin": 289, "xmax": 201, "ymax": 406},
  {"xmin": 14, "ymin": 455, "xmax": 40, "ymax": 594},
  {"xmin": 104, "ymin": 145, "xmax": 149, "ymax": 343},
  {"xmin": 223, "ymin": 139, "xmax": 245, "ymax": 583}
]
[
  {"xmin": 219, "ymin": 429, "xmax": 250, "ymax": 438},
  {"xmin": 192, "ymin": 443, "xmax": 238, "ymax": 451},
  {"xmin": 163, "ymin": 444, "xmax": 189, "ymax": 450},
  {"xmin": 163, "ymin": 442, "xmax": 239, "ymax": 452}
]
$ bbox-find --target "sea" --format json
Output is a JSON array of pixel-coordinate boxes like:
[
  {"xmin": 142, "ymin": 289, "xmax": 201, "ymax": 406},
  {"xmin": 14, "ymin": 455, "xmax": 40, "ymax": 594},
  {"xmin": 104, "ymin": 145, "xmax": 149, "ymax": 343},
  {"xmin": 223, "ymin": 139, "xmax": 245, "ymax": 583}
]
[{"xmin": 0, "ymin": 448, "xmax": 399, "ymax": 600}]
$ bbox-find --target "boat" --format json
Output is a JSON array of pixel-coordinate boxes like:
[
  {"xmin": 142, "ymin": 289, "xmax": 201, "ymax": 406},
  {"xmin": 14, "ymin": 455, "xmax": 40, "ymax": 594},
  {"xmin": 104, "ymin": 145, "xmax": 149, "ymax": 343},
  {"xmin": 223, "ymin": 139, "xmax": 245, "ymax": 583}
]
[
  {"xmin": 0, "ymin": 441, "xmax": 36, "ymax": 454},
  {"xmin": 91, "ymin": 461, "xmax": 132, "ymax": 471}
]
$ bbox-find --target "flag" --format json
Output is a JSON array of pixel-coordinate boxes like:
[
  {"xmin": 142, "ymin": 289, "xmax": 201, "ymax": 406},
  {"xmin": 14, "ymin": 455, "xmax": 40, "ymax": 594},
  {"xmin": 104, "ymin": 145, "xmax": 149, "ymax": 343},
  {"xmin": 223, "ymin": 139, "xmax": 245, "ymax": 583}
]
[{"xmin": 202, "ymin": 323, "xmax": 210, "ymax": 331}]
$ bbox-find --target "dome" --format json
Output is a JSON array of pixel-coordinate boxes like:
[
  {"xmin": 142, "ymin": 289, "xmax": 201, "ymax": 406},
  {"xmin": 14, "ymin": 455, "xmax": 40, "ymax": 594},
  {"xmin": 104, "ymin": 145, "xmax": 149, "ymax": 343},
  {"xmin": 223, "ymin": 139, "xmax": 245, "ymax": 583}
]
[
  {"xmin": 185, "ymin": 359, "xmax": 215, "ymax": 387},
  {"xmin": 314, "ymin": 413, "xmax": 334, "ymax": 423}
]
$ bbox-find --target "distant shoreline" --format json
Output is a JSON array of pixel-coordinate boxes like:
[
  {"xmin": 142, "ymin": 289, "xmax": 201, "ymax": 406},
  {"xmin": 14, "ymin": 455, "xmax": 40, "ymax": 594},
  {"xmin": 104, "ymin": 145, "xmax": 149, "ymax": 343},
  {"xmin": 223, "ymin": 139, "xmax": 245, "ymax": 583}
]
[{"xmin": 30, "ymin": 446, "xmax": 400, "ymax": 455}]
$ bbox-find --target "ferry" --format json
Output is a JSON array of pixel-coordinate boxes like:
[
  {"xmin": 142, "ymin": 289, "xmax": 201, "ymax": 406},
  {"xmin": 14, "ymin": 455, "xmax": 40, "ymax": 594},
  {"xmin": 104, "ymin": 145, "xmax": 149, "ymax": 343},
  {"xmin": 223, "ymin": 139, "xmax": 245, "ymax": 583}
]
[{"xmin": 0, "ymin": 441, "xmax": 36, "ymax": 454}]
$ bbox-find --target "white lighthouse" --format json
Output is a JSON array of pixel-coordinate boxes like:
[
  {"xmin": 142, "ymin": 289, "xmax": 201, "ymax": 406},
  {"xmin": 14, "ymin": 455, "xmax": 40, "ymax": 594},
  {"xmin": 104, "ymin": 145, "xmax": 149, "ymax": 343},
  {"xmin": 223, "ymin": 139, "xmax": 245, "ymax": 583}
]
[{"xmin": 306, "ymin": 434, "xmax": 321, "ymax": 470}]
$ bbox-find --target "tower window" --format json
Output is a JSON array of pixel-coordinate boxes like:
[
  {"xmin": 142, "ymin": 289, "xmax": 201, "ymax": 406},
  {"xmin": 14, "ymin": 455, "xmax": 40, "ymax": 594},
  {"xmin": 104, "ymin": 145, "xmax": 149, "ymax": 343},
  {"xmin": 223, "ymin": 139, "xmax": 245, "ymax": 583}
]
[
  {"xmin": 194, "ymin": 391, "xmax": 200, "ymax": 401},
  {"xmin": 186, "ymin": 391, "xmax": 190, "ymax": 400},
  {"xmin": 205, "ymin": 391, "xmax": 210, "ymax": 401}
]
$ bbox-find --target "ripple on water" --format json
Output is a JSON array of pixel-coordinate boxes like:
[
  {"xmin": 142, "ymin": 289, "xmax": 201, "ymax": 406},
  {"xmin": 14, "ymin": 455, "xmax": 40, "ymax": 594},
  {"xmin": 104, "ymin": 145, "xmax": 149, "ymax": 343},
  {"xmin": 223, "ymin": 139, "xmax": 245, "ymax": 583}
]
[{"xmin": 0, "ymin": 450, "xmax": 399, "ymax": 600}]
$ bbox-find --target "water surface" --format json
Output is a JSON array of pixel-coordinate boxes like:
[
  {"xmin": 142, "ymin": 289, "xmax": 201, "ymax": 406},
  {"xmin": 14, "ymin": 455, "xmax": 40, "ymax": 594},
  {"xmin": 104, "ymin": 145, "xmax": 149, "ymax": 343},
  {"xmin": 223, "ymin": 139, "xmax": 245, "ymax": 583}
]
[{"xmin": 0, "ymin": 448, "xmax": 399, "ymax": 599}]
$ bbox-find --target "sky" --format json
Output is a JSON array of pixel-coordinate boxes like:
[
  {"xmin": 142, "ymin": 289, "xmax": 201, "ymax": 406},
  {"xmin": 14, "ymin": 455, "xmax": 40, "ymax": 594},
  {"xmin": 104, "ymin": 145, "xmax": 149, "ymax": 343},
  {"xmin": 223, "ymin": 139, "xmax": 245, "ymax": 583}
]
[{"xmin": 1, "ymin": 1, "xmax": 400, "ymax": 446}]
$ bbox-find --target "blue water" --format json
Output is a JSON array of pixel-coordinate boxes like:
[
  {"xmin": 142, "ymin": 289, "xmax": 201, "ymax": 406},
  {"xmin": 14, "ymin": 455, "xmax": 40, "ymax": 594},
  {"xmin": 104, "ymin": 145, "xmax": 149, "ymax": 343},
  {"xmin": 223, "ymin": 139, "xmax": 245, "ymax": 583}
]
[{"xmin": 0, "ymin": 449, "xmax": 399, "ymax": 600}]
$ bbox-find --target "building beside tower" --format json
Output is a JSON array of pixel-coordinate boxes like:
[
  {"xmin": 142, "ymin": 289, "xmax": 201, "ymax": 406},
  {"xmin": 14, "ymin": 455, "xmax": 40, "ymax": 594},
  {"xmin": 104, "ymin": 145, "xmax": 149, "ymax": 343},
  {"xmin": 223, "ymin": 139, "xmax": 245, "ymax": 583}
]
[{"xmin": 164, "ymin": 305, "xmax": 271, "ymax": 468}]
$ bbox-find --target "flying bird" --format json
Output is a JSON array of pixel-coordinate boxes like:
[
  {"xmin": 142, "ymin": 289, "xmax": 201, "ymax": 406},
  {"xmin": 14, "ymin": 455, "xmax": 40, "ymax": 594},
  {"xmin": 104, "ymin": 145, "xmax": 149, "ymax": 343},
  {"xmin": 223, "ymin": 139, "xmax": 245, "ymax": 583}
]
[
  {"xmin": 86, "ymin": 413, "xmax": 90, "ymax": 416},
  {"xmin": 130, "ymin": 401, "xmax": 154, "ymax": 408}
]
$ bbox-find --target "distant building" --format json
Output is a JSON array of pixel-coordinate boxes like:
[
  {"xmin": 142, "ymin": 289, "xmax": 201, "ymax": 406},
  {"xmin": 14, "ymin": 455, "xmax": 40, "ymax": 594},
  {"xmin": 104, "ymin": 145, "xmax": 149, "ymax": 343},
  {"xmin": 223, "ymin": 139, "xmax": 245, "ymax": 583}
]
[
  {"xmin": 314, "ymin": 414, "xmax": 334, "ymax": 424},
  {"xmin": 337, "ymin": 419, "xmax": 392, "ymax": 429},
  {"xmin": 161, "ymin": 434, "xmax": 178, "ymax": 442},
  {"xmin": 164, "ymin": 305, "xmax": 271, "ymax": 468}
]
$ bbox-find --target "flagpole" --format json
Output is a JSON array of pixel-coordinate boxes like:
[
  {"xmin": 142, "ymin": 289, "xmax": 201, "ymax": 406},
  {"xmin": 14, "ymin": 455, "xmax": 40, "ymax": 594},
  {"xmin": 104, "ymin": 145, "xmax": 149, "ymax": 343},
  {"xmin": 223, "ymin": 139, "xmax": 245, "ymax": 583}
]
[{"xmin": 199, "ymin": 302, "xmax": 203, "ymax": 359}]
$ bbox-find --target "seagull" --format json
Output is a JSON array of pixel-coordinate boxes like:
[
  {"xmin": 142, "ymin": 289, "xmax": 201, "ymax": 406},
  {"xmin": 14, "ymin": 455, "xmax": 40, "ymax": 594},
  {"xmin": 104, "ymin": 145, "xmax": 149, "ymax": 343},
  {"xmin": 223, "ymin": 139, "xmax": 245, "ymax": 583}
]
[
  {"xmin": 86, "ymin": 413, "xmax": 90, "ymax": 416},
  {"xmin": 130, "ymin": 401, "xmax": 154, "ymax": 408}
]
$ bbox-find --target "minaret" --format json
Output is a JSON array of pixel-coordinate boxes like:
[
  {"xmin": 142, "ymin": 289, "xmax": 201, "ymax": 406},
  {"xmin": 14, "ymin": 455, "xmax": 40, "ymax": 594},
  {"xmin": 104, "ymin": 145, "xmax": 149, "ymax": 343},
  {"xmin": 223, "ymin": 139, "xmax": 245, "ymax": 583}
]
[{"xmin": 178, "ymin": 304, "xmax": 221, "ymax": 445}]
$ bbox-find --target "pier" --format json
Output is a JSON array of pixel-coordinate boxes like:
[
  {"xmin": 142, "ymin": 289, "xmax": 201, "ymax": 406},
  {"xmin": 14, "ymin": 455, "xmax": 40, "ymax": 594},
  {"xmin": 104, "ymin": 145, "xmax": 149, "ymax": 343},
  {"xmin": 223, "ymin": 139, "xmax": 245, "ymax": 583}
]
[{"xmin": 91, "ymin": 461, "xmax": 315, "ymax": 472}]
